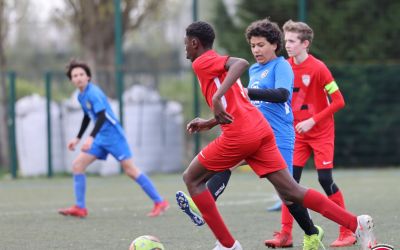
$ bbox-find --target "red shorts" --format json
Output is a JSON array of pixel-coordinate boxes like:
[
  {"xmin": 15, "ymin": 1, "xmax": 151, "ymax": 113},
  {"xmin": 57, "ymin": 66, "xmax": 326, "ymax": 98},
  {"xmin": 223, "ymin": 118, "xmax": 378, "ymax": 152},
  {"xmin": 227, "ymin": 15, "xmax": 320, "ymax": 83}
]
[
  {"xmin": 293, "ymin": 135, "xmax": 334, "ymax": 169},
  {"xmin": 198, "ymin": 133, "xmax": 286, "ymax": 177}
]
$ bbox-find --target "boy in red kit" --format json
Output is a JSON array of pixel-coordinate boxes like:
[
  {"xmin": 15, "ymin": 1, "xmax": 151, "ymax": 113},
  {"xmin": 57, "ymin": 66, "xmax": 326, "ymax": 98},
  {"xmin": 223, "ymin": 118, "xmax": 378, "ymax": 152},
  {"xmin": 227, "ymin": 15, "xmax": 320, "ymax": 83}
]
[
  {"xmin": 265, "ymin": 20, "xmax": 356, "ymax": 248},
  {"xmin": 182, "ymin": 21, "xmax": 376, "ymax": 250}
]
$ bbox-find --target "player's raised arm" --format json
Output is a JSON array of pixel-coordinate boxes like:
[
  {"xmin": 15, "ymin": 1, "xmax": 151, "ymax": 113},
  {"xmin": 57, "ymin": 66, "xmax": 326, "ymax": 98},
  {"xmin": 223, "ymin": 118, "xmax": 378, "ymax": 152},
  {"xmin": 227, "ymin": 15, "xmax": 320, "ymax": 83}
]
[{"xmin": 212, "ymin": 57, "xmax": 249, "ymax": 124}]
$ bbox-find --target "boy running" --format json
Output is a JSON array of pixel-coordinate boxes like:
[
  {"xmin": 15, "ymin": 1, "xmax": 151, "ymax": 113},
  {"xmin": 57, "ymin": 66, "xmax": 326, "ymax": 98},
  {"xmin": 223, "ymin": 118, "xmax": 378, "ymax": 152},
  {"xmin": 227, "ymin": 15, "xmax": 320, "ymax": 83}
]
[
  {"xmin": 58, "ymin": 60, "xmax": 169, "ymax": 218},
  {"xmin": 180, "ymin": 21, "xmax": 376, "ymax": 250}
]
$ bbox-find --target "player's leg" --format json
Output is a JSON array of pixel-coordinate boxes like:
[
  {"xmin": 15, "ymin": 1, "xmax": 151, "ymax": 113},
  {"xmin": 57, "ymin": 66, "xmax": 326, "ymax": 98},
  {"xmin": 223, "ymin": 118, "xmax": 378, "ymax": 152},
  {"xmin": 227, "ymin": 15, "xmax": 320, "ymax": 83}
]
[
  {"xmin": 183, "ymin": 156, "xmax": 238, "ymax": 249},
  {"xmin": 58, "ymin": 151, "xmax": 96, "ymax": 217},
  {"xmin": 312, "ymin": 138, "xmax": 356, "ymax": 247},
  {"xmin": 121, "ymin": 158, "xmax": 169, "ymax": 217},
  {"xmin": 266, "ymin": 169, "xmax": 376, "ymax": 250},
  {"xmin": 206, "ymin": 169, "xmax": 232, "ymax": 200},
  {"xmin": 264, "ymin": 141, "xmax": 314, "ymax": 248},
  {"xmin": 107, "ymin": 133, "xmax": 169, "ymax": 217}
]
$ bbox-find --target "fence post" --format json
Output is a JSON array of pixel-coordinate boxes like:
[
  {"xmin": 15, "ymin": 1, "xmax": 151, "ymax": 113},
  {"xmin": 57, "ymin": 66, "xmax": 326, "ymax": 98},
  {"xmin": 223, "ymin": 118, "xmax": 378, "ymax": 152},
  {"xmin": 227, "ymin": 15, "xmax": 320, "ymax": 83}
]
[
  {"xmin": 45, "ymin": 72, "xmax": 53, "ymax": 177},
  {"xmin": 7, "ymin": 71, "xmax": 17, "ymax": 179},
  {"xmin": 192, "ymin": 0, "xmax": 201, "ymax": 155}
]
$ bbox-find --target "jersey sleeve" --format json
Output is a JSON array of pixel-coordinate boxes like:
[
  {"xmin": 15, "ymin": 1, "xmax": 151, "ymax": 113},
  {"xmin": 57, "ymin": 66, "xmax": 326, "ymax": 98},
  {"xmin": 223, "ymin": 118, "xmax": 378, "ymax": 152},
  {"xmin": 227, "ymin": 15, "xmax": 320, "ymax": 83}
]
[
  {"xmin": 193, "ymin": 54, "xmax": 228, "ymax": 80},
  {"xmin": 274, "ymin": 60, "xmax": 294, "ymax": 91},
  {"xmin": 88, "ymin": 90, "xmax": 106, "ymax": 114},
  {"xmin": 318, "ymin": 62, "xmax": 335, "ymax": 88}
]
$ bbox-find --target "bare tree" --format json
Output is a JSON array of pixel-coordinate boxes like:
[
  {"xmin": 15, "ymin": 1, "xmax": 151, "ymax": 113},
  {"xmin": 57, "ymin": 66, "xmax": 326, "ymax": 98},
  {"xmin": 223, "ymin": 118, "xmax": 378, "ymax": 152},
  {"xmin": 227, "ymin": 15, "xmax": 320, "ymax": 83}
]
[{"xmin": 59, "ymin": 0, "xmax": 163, "ymax": 96}]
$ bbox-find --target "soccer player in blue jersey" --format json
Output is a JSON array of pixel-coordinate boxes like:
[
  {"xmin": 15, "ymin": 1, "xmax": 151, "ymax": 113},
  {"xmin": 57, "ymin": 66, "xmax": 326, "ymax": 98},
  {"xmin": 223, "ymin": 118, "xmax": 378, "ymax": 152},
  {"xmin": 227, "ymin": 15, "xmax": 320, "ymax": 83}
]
[{"xmin": 58, "ymin": 60, "xmax": 169, "ymax": 218}]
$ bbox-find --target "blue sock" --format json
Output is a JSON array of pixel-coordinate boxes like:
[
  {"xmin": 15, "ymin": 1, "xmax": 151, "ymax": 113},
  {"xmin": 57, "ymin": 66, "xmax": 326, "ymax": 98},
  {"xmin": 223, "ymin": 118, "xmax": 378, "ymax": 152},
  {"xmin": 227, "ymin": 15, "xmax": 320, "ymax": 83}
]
[
  {"xmin": 136, "ymin": 173, "xmax": 163, "ymax": 203},
  {"xmin": 73, "ymin": 174, "xmax": 86, "ymax": 208}
]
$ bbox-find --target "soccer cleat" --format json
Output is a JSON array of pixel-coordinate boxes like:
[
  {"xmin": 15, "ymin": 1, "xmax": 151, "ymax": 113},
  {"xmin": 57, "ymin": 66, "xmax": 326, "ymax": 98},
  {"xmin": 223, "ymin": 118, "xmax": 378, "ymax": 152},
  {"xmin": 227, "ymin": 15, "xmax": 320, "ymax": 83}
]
[
  {"xmin": 355, "ymin": 215, "xmax": 377, "ymax": 250},
  {"xmin": 175, "ymin": 191, "xmax": 205, "ymax": 226},
  {"xmin": 58, "ymin": 205, "xmax": 88, "ymax": 218},
  {"xmin": 147, "ymin": 200, "xmax": 170, "ymax": 217},
  {"xmin": 267, "ymin": 200, "xmax": 282, "ymax": 212},
  {"xmin": 213, "ymin": 240, "xmax": 243, "ymax": 250},
  {"xmin": 330, "ymin": 229, "xmax": 357, "ymax": 247},
  {"xmin": 303, "ymin": 225, "xmax": 325, "ymax": 250},
  {"xmin": 264, "ymin": 230, "xmax": 293, "ymax": 248}
]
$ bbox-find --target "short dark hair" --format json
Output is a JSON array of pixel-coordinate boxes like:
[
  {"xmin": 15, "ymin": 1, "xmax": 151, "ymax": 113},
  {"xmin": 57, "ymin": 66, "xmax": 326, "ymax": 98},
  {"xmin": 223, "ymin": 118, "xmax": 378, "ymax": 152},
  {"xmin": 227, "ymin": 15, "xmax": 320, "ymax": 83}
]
[
  {"xmin": 186, "ymin": 21, "xmax": 215, "ymax": 48},
  {"xmin": 65, "ymin": 59, "xmax": 92, "ymax": 80},
  {"xmin": 245, "ymin": 18, "xmax": 283, "ymax": 53}
]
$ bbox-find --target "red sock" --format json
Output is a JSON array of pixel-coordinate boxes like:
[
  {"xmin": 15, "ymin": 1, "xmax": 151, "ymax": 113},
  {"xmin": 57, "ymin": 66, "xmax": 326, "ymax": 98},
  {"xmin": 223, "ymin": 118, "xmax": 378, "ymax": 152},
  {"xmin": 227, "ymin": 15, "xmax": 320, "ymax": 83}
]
[
  {"xmin": 329, "ymin": 191, "xmax": 352, "ymax": 233},
  {"xmin": 281, "ymin": 203, "xmax": 293, "ymax": 234},
  {"xmin": 192, "ymin": 190, "xmax": 235, "ymax": 247},
  {"xmin": 303, "ymin": 189, "xmax": 358, "ymax": 232}
]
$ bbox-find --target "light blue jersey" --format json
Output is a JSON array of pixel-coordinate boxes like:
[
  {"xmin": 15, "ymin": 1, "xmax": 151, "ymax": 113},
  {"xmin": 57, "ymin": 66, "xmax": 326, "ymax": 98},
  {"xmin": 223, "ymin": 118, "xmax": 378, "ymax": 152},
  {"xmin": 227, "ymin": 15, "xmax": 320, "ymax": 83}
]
[
  {"xmin": 78, "ymin": 82, "xmax": 131, "ymax": 160},
  {"xmin": 248, "ymin": 56, "xmax": 295, "ymax": 151}
]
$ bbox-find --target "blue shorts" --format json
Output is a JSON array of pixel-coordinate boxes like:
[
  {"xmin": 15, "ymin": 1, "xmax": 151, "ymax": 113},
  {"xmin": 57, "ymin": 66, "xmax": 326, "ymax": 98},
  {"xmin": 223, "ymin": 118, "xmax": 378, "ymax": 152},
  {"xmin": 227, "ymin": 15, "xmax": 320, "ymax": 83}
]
[
  {"xmin": 87, "ymin": 129, "xmax": 132, "ymax": 161},
  {"xmin": 278, "ymin": 147, "xmax": 293, "ymax": 175}
]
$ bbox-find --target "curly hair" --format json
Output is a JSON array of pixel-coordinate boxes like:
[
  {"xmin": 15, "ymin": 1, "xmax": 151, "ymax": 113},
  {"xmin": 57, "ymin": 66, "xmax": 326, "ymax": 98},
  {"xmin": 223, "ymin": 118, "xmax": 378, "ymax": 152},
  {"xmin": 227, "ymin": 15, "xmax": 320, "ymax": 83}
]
[
  {"xmin": 245, "ymin": 18, "xmax": 283, "ymax": 53},
  {"xmin": 65, "ymin": 59, "xmax": 92, "ymax": 80},
  {"xmin": 186, "ymin": 21, "xmax": 215, "ymax": 48}
]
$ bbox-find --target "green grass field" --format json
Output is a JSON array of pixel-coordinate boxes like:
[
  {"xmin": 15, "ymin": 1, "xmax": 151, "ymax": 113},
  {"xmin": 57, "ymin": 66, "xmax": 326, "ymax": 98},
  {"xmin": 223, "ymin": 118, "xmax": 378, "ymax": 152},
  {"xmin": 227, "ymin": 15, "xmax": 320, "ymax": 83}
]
[{"xmin": 0, "ymin": 168, "xmax": 398, "ymax": 250}]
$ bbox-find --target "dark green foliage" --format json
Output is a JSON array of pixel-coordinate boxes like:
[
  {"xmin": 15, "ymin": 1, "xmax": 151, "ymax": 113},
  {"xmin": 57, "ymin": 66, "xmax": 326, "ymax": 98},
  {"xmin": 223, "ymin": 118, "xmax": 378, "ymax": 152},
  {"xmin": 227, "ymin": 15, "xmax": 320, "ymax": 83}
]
[
  {"xmin": 333, "ymin": 64, "xmax": 400, "ymax": 166},
  {"xmin": 212, "ymin": 0, "xmax": 400, "ymax": 166},
  {"xmin": 213, "ymin": 0, "xmax": 400, "ymax": 62}
]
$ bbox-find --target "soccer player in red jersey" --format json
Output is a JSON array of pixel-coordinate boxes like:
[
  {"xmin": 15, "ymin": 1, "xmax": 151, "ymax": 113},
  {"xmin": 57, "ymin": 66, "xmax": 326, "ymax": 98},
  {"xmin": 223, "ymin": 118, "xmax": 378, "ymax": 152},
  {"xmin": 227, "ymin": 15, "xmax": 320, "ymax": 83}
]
[
  {"xmin": 266, "ymin": 20, "xmax": 357, "ymax": 248},
  {"xmin": 182, "ymin": 21, "xmax": 376, "ymax": 250}
]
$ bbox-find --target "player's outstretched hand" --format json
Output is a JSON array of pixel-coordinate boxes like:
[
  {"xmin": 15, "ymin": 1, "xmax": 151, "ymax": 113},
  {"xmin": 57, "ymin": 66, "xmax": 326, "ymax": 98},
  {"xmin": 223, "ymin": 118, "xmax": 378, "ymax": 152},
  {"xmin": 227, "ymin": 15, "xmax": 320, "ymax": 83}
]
[
  {"xmin": 187, "ymin": 118, "xmax": 217, "ymax": 134},
  {"xmin": 67, "ymin": 138, "xmax": 80, "ymax": 151},
  {"xmin": 212, "ymin": 97, "xmax": 233, "ymax": 124}
]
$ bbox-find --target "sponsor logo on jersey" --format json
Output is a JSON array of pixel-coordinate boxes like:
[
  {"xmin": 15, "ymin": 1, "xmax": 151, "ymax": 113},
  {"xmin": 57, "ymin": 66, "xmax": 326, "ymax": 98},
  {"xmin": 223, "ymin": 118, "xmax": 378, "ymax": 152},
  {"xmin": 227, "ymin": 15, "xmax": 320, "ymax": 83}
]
[
  {"xmin": 302, "ymin": 74, "xmax": 311, "ymax": 86},
  {"xmin": 261, "ymin": 69, "xmax": 269, "ymax": 78},
  {"xmin": 372, "ymin": 244, "xmax": 394, "ymax": 250}
]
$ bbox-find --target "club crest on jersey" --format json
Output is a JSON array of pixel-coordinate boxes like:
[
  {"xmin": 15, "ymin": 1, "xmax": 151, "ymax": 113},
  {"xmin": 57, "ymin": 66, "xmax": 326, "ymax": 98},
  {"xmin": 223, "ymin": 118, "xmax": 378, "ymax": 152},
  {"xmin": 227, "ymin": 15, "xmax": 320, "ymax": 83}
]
[
  {"xmin": 372, "ymin": 244, "xmax": 394, "ymax": 250},
  {"xmin": 261, "ymin": 69, "xmax": 269, "ymax": 78},
  {"xmin": 86, "ymin": 101, "xmax": 92, "ymax": 110},
  {"xmin": 302, "ymin": 74, "xmax": 310, "ymax": 86}
]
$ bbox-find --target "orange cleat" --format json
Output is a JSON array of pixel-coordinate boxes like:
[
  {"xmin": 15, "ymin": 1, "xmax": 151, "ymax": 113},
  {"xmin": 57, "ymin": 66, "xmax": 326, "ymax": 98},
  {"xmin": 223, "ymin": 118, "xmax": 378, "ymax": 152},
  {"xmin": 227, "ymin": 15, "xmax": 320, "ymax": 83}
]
[
  {"xmin": 58, "ymin": 205, "xmax": 88, "ymax": 218},
  {"xmin": 330, "ymin": 229, "xmax": 357, "ymax": 247},
  {"xmin": 264, "ymin": 230, "xmax": 293, "ymax": 248},
  {"xmin": 147, "ymin": 200, "xmax": 170, "ymax": 217}
]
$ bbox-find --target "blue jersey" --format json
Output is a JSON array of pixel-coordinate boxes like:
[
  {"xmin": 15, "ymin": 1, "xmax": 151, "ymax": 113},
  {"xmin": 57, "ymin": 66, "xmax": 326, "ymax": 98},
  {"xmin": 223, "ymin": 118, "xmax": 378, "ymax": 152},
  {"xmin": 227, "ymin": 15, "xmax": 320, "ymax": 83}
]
[
  {"xmin": 248, "ymin": 56, "xmax": 295, "ymax": 149},
  {"xmin": 78, "ymin": 82, "xmax": 124, "ymax": 141}
]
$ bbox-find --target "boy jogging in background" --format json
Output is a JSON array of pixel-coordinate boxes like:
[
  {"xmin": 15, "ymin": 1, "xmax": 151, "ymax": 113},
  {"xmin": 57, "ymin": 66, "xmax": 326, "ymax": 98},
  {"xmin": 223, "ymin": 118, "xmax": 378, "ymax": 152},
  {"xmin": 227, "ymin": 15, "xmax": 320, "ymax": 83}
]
[{"xmin": 58, "ymin": 60, "xmax": 169, "ymax": 218}]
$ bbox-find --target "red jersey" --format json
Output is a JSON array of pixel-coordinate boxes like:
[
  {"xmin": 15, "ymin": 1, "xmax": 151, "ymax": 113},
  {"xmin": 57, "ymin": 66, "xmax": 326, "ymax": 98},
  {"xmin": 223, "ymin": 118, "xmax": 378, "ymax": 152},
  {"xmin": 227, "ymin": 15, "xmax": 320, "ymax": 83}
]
[
  {"xmin": 192, "ymin": 50, "xmax": 272, "ymax": 139},
  {"xmin": 288, "ymin": 55, "xmax": 336, "ymax": 138}
]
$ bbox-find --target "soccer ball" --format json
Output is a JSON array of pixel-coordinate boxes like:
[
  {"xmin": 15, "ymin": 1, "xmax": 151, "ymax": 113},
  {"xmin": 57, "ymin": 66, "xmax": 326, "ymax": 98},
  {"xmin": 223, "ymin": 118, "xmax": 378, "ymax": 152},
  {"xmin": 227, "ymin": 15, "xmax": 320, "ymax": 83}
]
[{"xmin": 129, "ymin": 235, "xmax": 165, "ymax": 250}]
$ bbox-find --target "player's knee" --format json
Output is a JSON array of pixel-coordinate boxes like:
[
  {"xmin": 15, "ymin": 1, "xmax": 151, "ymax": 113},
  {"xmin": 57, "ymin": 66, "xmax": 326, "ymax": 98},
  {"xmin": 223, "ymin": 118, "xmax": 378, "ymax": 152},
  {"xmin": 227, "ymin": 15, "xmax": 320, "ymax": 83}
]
[
  {"xmin": 71, "ymin": 161, "xmax": 85, "ymax": 174},
  {"xmin": 182, "ymin": 170, "xmax": 191, "ymax": 186}
]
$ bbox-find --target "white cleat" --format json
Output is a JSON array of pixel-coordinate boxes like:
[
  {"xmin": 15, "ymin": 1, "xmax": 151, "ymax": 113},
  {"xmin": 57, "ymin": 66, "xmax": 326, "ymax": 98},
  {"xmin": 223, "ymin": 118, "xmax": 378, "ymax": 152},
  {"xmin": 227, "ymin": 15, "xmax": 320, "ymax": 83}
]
[
  {"xmin": 213, "ymin": 240, "xmax": 243, "ymax": 250},
  {"xmin": 355, "ymin": 215, "xmax": 377, "ymax": 250}
]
